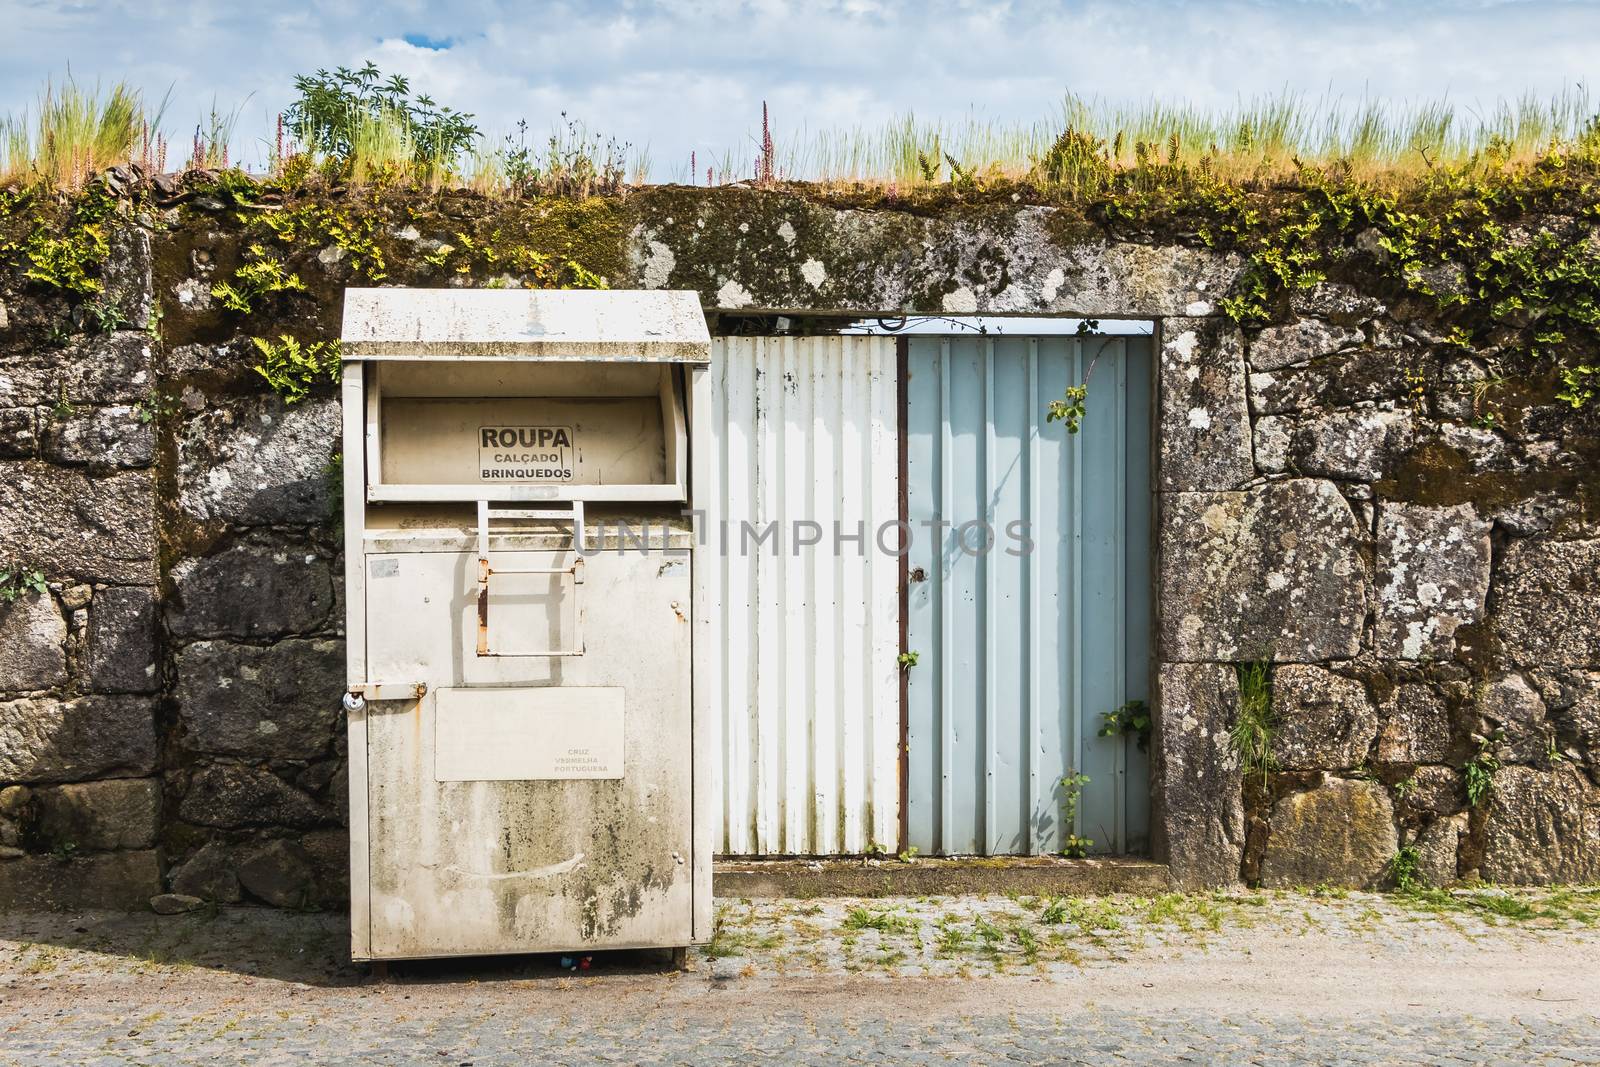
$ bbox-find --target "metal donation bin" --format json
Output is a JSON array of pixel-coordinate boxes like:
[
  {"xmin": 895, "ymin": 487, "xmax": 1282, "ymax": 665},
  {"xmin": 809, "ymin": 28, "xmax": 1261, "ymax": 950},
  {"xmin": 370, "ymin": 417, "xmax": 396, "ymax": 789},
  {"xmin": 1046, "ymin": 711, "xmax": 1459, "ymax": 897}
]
[{"xmin": 339, "ymin": 288, "xmax": 712, "ymax": 963}]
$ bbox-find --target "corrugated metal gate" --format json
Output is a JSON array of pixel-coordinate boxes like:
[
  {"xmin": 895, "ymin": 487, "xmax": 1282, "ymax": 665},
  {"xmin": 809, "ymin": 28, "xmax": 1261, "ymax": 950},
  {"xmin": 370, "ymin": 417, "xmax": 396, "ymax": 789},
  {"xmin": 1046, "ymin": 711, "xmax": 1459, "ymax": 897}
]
[
  {"xmin": 903, "ymin": 335, "xmax": 1153, "ymax": 856},
  {"xmin": 700, "ymin": 337, "xmax": 901, "ymax": 855}
]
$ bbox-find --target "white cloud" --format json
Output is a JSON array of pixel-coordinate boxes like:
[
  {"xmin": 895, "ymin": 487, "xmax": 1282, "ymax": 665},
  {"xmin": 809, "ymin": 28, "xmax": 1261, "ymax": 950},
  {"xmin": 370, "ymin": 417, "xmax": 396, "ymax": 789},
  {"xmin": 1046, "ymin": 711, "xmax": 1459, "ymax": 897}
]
[{"xmin": 2, "ymin": 0, "xmax": 1597, "ymax": 177}]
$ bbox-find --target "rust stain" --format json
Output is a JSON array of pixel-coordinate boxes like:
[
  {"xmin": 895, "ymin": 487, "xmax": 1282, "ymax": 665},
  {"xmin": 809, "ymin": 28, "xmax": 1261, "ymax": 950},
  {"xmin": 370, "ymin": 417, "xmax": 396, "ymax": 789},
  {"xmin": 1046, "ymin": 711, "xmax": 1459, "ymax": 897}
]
[{"xmin": 476, "ymin": 583, "xmax": 490, "ymax": 655}]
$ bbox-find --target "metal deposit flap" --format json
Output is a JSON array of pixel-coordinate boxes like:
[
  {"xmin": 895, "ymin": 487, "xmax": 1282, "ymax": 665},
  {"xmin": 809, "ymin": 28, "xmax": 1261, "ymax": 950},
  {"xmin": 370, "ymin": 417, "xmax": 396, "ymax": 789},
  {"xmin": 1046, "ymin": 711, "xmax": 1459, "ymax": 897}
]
[
  {"xmin": 434, "ymin": 687, "xmax": 624, "ymax": 781},
  {"xmin": 341, "ymin": 288, "xmax": 711, "ymax": 362}
]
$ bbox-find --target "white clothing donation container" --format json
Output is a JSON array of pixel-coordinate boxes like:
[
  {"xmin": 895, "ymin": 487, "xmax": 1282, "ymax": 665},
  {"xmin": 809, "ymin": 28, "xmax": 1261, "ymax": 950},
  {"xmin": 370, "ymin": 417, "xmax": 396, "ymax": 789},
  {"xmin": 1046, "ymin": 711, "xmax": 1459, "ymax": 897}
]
[{"xmin": 339, "ymin": 287, "xmax": 712, "ymax": 964}]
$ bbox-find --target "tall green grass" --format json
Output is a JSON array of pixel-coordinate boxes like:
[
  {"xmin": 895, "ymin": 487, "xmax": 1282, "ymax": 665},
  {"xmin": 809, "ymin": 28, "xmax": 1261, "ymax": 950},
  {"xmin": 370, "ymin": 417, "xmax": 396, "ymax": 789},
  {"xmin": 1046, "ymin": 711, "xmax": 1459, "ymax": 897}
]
[
  {"xmin": 2, "ymin": 77, "xmax": 163, "ymax": 189},
  {"xmin": 767, "ymin": 87, "xmax": 1600, "ymax": 186},
  {"xmin": 5, "ymin": 75, "xmax": 1598, "ymax": 194}
]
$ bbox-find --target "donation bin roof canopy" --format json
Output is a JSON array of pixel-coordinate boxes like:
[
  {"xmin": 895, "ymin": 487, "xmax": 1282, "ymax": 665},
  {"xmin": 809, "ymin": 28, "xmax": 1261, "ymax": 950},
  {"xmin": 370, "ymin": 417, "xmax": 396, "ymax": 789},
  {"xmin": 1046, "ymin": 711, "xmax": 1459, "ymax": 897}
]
[{"xmin": 341, "ymin": 288, "xmax": 710, "ymax": 362}]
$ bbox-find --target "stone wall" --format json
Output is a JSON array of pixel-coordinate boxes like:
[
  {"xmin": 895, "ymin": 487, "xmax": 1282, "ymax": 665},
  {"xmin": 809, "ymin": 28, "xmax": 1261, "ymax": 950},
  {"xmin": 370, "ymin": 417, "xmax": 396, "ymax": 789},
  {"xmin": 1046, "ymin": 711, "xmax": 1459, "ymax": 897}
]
[
  {"xmin": 1152, "ymin": 300, "xmax": 1600, "ymax": 889},
  {"xmin": 0, "ymin": 205, "xmax": 348, "ymax": 911},
  {"xmin": 0, "ymin": 178, "xmax": 1596, "ymax": 909}
]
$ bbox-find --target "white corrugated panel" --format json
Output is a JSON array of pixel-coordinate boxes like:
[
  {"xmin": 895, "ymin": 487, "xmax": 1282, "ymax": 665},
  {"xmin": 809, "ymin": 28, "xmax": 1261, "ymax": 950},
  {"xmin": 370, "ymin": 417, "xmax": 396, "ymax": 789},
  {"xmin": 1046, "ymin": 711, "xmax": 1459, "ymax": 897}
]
[{"xmin": 700, "ymin": 337, "xmax": 900, "ymax": 855}]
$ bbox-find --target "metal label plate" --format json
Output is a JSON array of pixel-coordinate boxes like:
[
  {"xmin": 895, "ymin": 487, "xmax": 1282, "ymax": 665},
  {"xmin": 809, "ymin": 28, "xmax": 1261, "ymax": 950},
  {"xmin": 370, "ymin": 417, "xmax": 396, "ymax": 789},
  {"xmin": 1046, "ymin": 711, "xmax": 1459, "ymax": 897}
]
[{"xmin": 434, "ymin": 686, "xmax": 623, "ymax": 781}]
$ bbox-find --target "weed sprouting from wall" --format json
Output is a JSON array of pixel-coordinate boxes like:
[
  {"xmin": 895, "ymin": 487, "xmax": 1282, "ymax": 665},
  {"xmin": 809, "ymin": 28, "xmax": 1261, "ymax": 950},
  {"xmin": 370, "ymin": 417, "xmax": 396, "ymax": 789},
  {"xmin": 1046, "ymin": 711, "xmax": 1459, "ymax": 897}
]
[
  {"xmin": 465, "ymin": 112, "xmax": 634, "ymax": 198},
  {"xmin": 210, "ymin": 247, "xmax": 306, "ymax": 314},
  {"xmin": 250, "ymin": 335, "xmax": 342, "ymax": 404},
  {"xmin": 1465, "ymin": 732, "xmax": 1503, "ymax": 809},
  {"xmin": 0, "ymin": 560, "xmax": 47, "ymax": 603},
  {"xmin": 757, "ymin": 101, "xmax": 776, "ymax": 187},
  {"xmin": 1387, "ymin": 845, "xmax": 1423, "ymax": 892},
  {"xmin": 286, "ymin": 62, "xmax": 480, "ymax": 180},
  {"xmin": 1059, "ymin": 771, "xmax": 1093, "ymax": 859},
  {"xmin": 1231, "ymin": 663, "xmax": 1276, "ymax": 788},
  {"xmin": 189, "ymin": 98, "xmax": 246, "ymax": 170},
  {"xmin": 1099, "ymin": 699, "xmax": 1152, "ymax": 753}
]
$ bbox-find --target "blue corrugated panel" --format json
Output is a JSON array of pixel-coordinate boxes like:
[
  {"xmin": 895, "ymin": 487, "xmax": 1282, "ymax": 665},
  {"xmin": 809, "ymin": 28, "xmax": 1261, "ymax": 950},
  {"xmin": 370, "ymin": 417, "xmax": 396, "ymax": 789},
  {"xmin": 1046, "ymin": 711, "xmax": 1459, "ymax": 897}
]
[{"xmin": 905, "ymin": 335, "xmax": 1152, "ymax": 855}]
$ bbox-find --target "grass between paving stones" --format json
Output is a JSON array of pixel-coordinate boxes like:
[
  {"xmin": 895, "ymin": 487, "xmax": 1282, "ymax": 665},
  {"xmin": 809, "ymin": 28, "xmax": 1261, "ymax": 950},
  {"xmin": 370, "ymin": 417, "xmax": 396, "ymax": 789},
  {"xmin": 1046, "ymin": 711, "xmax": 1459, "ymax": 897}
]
[
  {"xmin": 698, "ymin": 886, "xmax": 1600, "ymax": 976},
  {"xmin": 1393, "ymin": 885, "xmax": 1600, "ymax": 925}
]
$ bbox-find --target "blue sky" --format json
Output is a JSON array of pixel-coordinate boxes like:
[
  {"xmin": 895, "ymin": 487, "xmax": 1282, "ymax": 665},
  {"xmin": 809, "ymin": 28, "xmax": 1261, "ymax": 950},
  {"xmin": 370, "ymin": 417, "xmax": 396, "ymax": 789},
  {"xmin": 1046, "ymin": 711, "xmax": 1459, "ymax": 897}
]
[{"xmin": 5, "ymin": 0, "xmax": 1600, "ymax": 177}]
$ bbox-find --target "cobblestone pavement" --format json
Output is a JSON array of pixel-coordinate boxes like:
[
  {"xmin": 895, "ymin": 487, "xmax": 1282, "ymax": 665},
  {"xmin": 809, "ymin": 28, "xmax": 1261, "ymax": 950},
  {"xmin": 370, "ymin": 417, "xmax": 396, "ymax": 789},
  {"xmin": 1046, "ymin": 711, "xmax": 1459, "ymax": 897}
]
[{"xmin": 3, "ymin": 887, "xmax": 1599, "ymax": 1065}]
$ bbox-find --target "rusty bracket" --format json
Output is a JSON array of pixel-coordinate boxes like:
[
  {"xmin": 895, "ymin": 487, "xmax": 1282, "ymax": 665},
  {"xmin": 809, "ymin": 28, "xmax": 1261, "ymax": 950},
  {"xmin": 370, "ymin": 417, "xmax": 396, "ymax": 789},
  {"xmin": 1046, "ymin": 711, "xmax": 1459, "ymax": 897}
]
[
  {"xmin": 475, "ymin": 498, "xmax": 587, "ymax": 658},
  {"xmin": 347, "ymin": 682, "xmax": 428, "ymax": 702}
]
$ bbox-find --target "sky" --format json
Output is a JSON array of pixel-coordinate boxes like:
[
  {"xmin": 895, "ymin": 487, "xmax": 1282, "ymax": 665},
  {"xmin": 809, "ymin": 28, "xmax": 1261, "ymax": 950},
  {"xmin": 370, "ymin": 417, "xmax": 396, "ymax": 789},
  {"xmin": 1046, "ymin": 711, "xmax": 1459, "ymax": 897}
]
[{"xmin": 4, "ymin": 0, "xmax": 1600, "ymax": 178}]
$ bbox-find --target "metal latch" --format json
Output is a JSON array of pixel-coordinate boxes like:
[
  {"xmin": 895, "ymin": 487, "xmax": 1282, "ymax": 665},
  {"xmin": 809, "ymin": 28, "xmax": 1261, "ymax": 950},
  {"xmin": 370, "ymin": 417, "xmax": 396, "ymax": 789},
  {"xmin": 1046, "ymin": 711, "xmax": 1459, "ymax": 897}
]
[
  {"xmin": 344, "ymin": 682, "xmax": 428, "ymax": 712},
  {"xmin": 476, "ymin": 499, "xmax": 586, "ymax": 658}
]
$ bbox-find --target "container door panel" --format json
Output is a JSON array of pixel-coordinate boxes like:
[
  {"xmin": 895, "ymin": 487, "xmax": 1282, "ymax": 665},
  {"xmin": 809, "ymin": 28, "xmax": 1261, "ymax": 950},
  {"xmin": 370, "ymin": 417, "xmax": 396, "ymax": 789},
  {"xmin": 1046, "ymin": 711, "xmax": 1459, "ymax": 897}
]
[{"xmin": 363, "ymin": 547, "xmax": 692, "ymax": 957}]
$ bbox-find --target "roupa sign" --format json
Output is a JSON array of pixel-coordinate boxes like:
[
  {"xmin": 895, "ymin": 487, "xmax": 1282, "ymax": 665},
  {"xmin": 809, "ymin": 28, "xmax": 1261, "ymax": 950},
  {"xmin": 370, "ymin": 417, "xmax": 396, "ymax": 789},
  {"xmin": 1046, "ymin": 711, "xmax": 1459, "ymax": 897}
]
[{"xmin": 478, "ymin": 425, "xmax": 576, "ymax": 481}]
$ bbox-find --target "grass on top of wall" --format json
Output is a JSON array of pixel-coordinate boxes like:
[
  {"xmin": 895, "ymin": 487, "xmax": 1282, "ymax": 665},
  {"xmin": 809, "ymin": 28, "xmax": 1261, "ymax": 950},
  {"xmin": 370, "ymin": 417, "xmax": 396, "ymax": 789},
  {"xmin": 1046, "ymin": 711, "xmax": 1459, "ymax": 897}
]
[
  {"xmin": 1, "ymin": 78, "xmax": 167, "ymax": 192},
  {"xmin": 4, "ymin": 69, "xmax": 1600, "ymax": 417},
  {"xmin": 766, "ymin": 88, "xmax": 1600, "ymax": 188},
  {"xmin": 5, "ymin": 67, "xmax": 1600, "ymax": 194}
]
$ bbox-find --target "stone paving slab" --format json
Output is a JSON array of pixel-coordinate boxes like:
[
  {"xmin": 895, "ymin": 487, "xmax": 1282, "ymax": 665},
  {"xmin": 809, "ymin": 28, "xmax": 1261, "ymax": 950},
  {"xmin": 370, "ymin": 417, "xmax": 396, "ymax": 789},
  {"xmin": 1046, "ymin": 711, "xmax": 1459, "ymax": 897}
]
[{"xmin": 2, "ymin": 887, "xmax": 1598, "ymax": 1065}]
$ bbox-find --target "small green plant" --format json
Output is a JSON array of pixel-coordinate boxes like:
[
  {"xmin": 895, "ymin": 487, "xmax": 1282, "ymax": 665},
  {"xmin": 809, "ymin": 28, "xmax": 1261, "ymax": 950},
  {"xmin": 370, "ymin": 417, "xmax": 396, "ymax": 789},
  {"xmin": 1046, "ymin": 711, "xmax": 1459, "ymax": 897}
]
[
  {"xmin": 1465, "ymin": 733, "xmax": 1502, "ymax": 808},
  {"xmin": 211, "ymin": 247, "xmax": 306, "ymax": 314},
  {"xmin": 934, "ymin": 922, "xmax": 970, "ymax": 954},
  {"xmin": 1045, "ymin": 383, "xmax": 1088, "ymax": 433},
  {"xmin": 1387, "ymin": 844, "xmax": 1423, "ymax": 892},
  {"xmin": 86, "ymin": 300, "xmax": 128, "ymax": 333},
  {"xmin": 1230, "ymin": 661, "xmax": 1277, "ymax": 787},
  {"xmin": 842, "ymin": 906, "xmax": 915, "ymax": 934},
  {"xmin": 1038, "ymin": 895, "xmax": 1123, "ymax": 931},
  {"xmin": 50, "ymin": 385, "xmax": 76, "ymax": 421},
  {"xmin": 1558, "ymin": 363, "xmax": 1598, "ymax": 408},
  {"xmin": 1010, "ymin": 923, "xmax": 1040, "ymax": 963},
  {"xmin": 257, "ymin": 203, "xmax": 391, "ymax": 282},
  {"xmin": 1045, "ymin": 327, "xmax": 1109, "ymax": 433},
  {"xmin": 0, "ymin": 562, "xmax": 47, "ymax": 603},
  {"xmin": 896, "ymin": 650, "xmax": 919, "ymax": 671},
  {"xmin": 896, "ymin": 845, "xmax": 919, "ymax": 864},
  {"xmin": 49, "ymin": 840, "xmax": 77, "ymax": 864},
  {"xmin": 132, "ymin": 388, "xmax": 180, "ymax": 424},
  {"xmin": 495, "ymin": 119, "xmax": 540, "ymax": 195},
  {"xmin": 1393, "ymin": 775, "xmax": 1417, "ymax": 800},
  {"xmin": 250, "ymin": 335, "xmax": 341, "ymax": 404},
  {"xmin": 1099, "ymin": 698, "xmax": 1152, "ymax": 752},
  {"xmin": 1033, "ymin": 127, "xmax": 1115, "ymax": 197},
  {"xmin": 1059, "ymin": 770, "xmax": 1093, "ymax": 858},
  {"xmin": 702, "ymin": 905, "xmax": 734, "ymax": 959},
  {"xmin": 971, "ymin": 914, "xmax": 1006, "ymax": 948}
]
